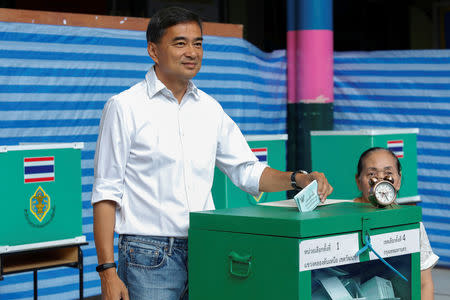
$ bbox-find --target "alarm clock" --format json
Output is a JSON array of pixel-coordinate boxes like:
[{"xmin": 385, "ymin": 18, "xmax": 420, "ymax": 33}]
[{"xmin": 367, "ymin": 176, "xmax": 397, "ymax": 207}]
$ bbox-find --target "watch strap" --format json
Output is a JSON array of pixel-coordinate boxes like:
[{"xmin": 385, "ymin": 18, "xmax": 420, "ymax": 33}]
[
  {"xmin": 96, "ymin": 262, "xmax": 117, "ymax": 272},
  {"xmin": 290, "ymin": 170, "xmax": 308, "ymax": 190}
]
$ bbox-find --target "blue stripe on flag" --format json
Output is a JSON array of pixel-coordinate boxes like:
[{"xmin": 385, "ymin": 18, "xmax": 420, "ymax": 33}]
[
  {"xmin": 24, "ymin": 165, "xmax": 54, "ymax": 174},
  {"xmin": 256, "ymin": 155, "xmax": 267, "ymax": 162},
  {"xmin": 387, "ymin": 146, "xmax": 403, "ymax": 152}
]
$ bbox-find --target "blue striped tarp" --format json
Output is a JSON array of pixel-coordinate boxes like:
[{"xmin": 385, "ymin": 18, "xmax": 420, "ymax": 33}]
[
  {"xmin": 0, "ymin": 21, "xmax": 286, "ymax": 299},
  {"xmin": 334, "ymin": 50, "xmax": 450, "ymax": 268}
]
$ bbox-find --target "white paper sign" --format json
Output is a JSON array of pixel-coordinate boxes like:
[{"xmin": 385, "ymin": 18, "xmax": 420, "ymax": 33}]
[
  {"xmin": 299, "ymin": 233, "xmax": 360, "ymax": 271},
  {"xmin": 368, "ymin": 228, "xmax": 420, "ymax": 260}
]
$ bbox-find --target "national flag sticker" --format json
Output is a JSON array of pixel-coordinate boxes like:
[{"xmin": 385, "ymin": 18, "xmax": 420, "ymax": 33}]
[
  {"xmin": 24, "ymin": 156, "xmax": 55, "ymax": 183},
  {"xmin": 252, "ymin": 147, "xmax": 268, "ymax": 164},
  {"xmin": 387, "ymin": 140, "xmax": 404, "ymax": 158}
]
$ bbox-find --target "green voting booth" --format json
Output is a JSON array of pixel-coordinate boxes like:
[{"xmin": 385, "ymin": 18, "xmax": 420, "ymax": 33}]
[
  {"xmin": 311, "ymin": 129, "xmax": 419, "ymax": 203},
  {"xmin": 0, "ymin": 143, "xmax": 87, "ymax": 298},
  {"xmin": 212, "ymin": 134, "xmax": 288, "ymax": 209},
  {"xmin": 189, "ymin": 202, "xmax": 421, "ymax": 299},
  {"xmin": 0, "ymin": 143, "xmax": 84, "ymax": 249}
]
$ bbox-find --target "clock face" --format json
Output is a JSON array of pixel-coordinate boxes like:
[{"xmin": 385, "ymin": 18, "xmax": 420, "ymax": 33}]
[{"xmin": 374, "ymin": 181, "xmax": 396, "ymax": 205}]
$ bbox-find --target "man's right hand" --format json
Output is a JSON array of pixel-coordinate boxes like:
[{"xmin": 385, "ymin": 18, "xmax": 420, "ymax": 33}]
[{"xmin": 99, "ymin": 268, "xmax": 129, "ymax": 300}]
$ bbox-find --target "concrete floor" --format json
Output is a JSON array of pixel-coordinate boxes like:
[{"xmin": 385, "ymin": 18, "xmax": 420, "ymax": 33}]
[
  {"xmin": 86, "ymin": 267, "xmax": 449, "ymax": 299},
  {"xmin": 433, "ymin": 267, "xmax": 450, "ymax": 300}
]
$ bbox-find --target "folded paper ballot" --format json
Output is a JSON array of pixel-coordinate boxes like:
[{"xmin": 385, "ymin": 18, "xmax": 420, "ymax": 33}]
[
  {"xmin": 360, "ymin": 276, "xmax": 398, "ymax": 300},
  {"xmin": 312, "ymin": 275, "xmax": 367, "ymax": 300},
  {"xmin": 294, "ymin": 180, "xmax": 321, "ymax": 212}
]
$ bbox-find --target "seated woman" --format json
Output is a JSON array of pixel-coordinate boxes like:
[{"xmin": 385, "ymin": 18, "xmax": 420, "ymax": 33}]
[{"xmin": 354, "ymin": 147, "xmax": 439, "ymax": 300}]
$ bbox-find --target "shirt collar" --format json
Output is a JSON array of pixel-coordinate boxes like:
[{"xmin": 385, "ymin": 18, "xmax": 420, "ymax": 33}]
[{"xmin": 145, "ymin": 66, "xmax": 200, "ymax": 101}]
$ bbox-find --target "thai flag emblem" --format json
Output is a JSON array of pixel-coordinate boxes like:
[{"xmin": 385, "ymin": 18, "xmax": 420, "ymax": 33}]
[
  {"xmin": 24, "ymin": 156, "xmax": 55, "ymax": 183},
  {"xmin": 252, "ymin": 148, "xmax": 268, "ymax": 164},
  {"xmin": 387, "ymin": 140, "xmax": 404, "ymax": 158}
]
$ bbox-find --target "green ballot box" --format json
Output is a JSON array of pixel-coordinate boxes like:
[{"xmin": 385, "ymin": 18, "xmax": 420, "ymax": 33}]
[
  {"xmin": 0, "ymin": 143, "xmax": 84, "ymax": 251},
  {"xmin": 212, "ymin": 134, "xmax": 288, "ymax": 209},
  {"xmin": 311, "ymin": 129, "xmax": 419, "ymax": 203},
  {"xmin": 189, "ymin": 202, "xmax": 421, "ymax": 300}
]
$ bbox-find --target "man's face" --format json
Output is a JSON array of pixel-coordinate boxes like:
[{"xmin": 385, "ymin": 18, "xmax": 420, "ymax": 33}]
[{"xmin": 148, "ymin": 21, "xmax": 203, "ymax": 84}]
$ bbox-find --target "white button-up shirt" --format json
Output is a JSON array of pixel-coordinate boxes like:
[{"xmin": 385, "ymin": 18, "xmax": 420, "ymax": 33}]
[{"xmin": 91, "ymin": 67, "xmax": 267, "ymax": 237}]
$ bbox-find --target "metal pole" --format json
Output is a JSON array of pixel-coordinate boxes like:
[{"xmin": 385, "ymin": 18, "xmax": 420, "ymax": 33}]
[
  {"xmin": 79, "ymin": 246, "xmax": 84, "ymax": 299},
  {"xmin": 33, "ymin": 270, "xmax": 38, "ymax": 300},
  {"xmin": 286, "ymin": 0, "xmax": 334, "ymax": 178}
]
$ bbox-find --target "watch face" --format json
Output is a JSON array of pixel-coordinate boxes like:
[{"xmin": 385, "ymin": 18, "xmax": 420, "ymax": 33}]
[{"xmin": 374, "ymin": 181, "xmax": 396, "ymax": 205}]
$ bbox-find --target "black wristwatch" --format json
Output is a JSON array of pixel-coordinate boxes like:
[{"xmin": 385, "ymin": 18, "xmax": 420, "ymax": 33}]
[
  {"xmin": 291, "ymin": 170, "xmax": 308, "ymax": 190},
  {"xmin": 96, "ymin": 262, "xmax": 117, "ymax": 272}
]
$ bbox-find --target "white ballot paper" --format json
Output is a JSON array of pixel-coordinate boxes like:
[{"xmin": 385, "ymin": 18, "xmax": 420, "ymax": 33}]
[{"xmin": 294, "ymin": 180, "xmax": 320, "ymax": 212}]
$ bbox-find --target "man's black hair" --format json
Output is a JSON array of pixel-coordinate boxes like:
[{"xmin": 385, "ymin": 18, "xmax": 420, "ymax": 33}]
[{"xmin": 146, "ymin": 7, "xmax": 203, "ymax": 44}]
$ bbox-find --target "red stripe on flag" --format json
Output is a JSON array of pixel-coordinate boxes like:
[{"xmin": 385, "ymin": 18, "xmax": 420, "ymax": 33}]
[
  {"xmin": 252, "ymin": 148, "xmax": 267, "ymax": 152},
  {"xmin": 24, "ymin": 157, "xmax": 54, "ymax": 162},
  {"xmin": 24, "ymin": 177, "xmax": 54, "ymax": 183},
  {"xmin": 387, "ymin": 140, "xmax": 403, "ymax": 144}
]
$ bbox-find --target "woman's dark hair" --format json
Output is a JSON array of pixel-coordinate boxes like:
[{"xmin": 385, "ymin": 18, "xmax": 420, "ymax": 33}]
[
  {"xmin": 146, "ymin": 7, "xmax": 203, "ymax": 44},
  {"xmin": 356, "ymin": 147, "xmax": 401, "ymax": 177}
]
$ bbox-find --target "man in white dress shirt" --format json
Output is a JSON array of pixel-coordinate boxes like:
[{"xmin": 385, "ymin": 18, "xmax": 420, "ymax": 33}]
[{"xmin": 92, "ymin": 6, "xmax": 333, "ymax": 300}]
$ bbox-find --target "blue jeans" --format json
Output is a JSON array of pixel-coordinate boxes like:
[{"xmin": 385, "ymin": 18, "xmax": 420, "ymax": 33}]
[{"xmin": 118, "ymin": 235, "xmax": 189, "ymax": 300}]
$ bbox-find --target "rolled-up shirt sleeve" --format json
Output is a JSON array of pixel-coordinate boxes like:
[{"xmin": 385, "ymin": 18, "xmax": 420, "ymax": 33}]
[
  {"xmin": 91, "ymin": 97, "xmax": 132, "ymax": 207},
  {"xmin": 215, "ymin": 112, "xmax": 267, "ymax": 196}
]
